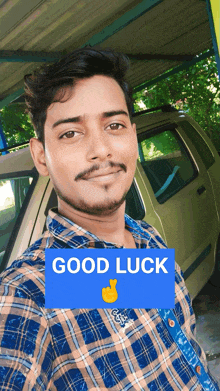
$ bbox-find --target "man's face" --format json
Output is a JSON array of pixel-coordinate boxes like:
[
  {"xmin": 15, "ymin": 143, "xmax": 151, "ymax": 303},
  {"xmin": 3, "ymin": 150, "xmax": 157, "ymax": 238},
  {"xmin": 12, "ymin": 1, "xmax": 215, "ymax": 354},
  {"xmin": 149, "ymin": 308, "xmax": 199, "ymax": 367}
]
[{"xmin": 37, "ymin": 75, "xmax": 138, "ymax": 216}]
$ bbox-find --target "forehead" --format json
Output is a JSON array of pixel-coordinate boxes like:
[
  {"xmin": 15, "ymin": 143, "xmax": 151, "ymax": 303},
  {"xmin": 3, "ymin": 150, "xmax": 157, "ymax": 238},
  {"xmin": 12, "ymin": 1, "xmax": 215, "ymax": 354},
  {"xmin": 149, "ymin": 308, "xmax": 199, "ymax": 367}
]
[{"xmin": 46, "ymin": 75, "xmax": 128, "ymax": 124}]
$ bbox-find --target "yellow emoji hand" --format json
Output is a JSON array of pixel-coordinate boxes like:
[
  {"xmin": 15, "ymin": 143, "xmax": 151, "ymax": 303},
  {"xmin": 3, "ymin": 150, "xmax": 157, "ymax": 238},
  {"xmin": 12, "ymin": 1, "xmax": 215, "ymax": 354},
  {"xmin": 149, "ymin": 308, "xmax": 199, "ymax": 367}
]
[{"xmin": 102, "ymin": 279, "xmax": 118, "ymax": 303}]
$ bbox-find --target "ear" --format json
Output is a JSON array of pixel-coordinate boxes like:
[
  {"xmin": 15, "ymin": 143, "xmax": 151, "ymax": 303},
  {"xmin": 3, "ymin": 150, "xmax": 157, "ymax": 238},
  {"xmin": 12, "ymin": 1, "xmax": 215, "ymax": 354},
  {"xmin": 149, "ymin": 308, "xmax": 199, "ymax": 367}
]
[
  {"xmin": 29, "ymin": 138, "xmax": 49, "ymax": 176},
  {"xmin": 132, "ymin": 122, "xmax": 139, "ymax": 160}
]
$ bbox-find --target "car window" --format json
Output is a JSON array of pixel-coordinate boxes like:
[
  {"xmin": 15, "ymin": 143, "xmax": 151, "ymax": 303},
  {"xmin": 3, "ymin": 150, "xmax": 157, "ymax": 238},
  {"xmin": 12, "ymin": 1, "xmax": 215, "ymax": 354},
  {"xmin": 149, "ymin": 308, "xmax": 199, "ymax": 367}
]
[
  {"xmin": 138, "ymin": 126, "xmax": 198, "ymax": 204},
  {"xmin": 0, "ymin": 176, "xmax": 34, "ymax": 267}
]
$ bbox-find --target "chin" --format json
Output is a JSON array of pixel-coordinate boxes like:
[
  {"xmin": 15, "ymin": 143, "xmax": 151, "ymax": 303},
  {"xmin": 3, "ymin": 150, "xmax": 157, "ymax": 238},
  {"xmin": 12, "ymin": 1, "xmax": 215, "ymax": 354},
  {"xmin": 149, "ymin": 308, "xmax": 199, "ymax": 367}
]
[
  {"xmin": 57, "ymin": 191, "xmax": 126, "ymax": 216},
  {"xmin": 73, "ymin": 197, "xmax": 126, "ymax": 216}
]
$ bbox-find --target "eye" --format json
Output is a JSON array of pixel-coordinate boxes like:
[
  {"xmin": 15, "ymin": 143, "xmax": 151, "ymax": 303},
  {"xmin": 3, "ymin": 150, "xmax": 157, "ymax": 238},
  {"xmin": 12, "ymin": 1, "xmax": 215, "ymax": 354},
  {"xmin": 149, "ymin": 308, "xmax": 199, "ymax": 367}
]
[
  {"xmin": 60, "ymin": 131, "xmax": 80, "ymax": 139},
  {"xmin": 107, "ymin": 123, "xmax": 125, "ymax": 130}
]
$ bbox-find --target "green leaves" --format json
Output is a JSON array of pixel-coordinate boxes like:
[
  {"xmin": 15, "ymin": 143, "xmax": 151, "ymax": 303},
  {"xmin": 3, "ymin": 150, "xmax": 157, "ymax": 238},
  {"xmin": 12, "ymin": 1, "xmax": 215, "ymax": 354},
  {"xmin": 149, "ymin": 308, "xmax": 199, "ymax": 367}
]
[
  {"xmin": 133, "ymin": 53, "xmax": 220, "ymax": 152},
  {"xmin": 0, "ymin": 104, "xmax": 35, "ymax": 154}
]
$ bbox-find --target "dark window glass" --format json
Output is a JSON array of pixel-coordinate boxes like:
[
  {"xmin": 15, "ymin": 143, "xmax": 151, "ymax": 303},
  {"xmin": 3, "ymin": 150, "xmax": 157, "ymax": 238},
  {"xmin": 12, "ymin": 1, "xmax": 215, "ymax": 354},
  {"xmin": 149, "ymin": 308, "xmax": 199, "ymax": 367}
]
[{"xmin": 138, "ymin": 128, "xmax": 198, "ymax": 204}]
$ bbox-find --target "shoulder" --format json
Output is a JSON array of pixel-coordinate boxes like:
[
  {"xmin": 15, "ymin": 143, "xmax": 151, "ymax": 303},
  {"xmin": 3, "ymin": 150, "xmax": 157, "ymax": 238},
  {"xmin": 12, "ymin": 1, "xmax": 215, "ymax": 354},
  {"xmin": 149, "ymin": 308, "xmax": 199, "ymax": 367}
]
[
  {"xmin": 136, "ymin": 219, "xmax": 168, "ymax": 248},
  {"xmin": 0, "ymin": 234, "xmax": 48, "ymax": 308}
]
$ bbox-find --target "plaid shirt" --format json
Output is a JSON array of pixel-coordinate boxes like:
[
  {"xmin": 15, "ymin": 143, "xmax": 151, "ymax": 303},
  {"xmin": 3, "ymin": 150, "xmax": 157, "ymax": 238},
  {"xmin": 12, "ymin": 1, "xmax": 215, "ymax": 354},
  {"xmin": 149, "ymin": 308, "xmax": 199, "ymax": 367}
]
[{"xmin": 0, "ymin": 208, "xmax": 218, "ymax": 391}]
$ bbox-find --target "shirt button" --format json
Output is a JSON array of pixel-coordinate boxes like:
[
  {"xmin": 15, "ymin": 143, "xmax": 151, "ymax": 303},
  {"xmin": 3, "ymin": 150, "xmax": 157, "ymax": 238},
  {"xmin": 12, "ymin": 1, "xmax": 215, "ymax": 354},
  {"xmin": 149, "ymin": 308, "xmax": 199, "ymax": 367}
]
[
  {"xmin": 195, "ymin": 365, "xmax": 201, "ymax": 375},
  {"xmin": 168, "ymin": 318, "xmax": 175, "ymax": 327}
]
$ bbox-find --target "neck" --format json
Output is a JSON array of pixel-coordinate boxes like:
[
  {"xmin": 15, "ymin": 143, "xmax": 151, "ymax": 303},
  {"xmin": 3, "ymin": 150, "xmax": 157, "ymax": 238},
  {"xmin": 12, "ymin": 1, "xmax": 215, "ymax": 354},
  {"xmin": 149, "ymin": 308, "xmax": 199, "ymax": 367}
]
[{"xmin": 57, "ymin": 199, "xmax": 136, "ymax": 248}]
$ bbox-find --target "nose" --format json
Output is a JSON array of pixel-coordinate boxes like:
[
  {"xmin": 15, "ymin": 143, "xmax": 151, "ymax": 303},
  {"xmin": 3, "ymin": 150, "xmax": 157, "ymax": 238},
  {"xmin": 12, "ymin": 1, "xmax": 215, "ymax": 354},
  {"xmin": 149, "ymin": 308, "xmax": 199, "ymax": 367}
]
[{"xmin": 86, "ymin": 129, "xmax": 112, "ymax": 161}]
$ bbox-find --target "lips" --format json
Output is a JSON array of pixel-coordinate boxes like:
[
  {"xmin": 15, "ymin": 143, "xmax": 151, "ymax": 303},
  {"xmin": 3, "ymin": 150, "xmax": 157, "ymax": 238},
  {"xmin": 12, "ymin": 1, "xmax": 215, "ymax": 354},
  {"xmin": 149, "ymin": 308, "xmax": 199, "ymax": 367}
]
[{"xmin": 81, "ymin": 168, "xmax": 122, "ymax": 181}]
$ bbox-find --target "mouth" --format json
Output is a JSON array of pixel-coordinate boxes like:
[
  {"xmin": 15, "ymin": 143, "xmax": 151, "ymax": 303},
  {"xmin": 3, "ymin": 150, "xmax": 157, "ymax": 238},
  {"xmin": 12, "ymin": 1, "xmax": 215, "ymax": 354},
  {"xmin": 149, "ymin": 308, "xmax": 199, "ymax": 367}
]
[{"xmin": 82, "ymin": 169, "xmax": 123, "ymax": 182}]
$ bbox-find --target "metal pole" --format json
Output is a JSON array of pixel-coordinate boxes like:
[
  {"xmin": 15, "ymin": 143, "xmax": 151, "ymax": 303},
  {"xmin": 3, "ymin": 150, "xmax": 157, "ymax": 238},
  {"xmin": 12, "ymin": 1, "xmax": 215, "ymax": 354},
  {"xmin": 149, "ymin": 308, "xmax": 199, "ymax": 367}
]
[
  {"xmin": 206, "ymin": 0, "xmax": 220, "ymax": 81},
  {"xmin": 0, "ymin": 117, "xmax": 9, "ymax": 155}
]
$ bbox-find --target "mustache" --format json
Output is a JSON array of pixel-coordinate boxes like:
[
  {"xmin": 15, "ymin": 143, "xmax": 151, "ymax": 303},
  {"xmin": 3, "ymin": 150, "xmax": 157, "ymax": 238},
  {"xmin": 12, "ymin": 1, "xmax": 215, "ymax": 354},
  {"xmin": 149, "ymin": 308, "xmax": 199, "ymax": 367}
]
[{"xmin": 75, "ymin": 161, "xmax": 127, "ymax": 181}]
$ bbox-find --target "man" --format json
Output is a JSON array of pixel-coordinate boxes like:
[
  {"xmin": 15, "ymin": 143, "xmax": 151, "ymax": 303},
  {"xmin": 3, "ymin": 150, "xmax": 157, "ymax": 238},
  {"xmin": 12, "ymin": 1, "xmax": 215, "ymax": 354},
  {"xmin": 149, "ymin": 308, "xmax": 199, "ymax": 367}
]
[{"xmin": 0, "ymin": 48, "xmax": 218, "ymax": 390}]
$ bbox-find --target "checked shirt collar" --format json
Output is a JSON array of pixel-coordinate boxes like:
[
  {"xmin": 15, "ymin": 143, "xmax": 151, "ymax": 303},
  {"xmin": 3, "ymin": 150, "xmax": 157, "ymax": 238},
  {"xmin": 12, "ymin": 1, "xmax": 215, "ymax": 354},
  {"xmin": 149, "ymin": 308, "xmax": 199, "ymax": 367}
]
[{"xmin": 46, "ymin": 207, "xmax": 158, "ymax": 250}]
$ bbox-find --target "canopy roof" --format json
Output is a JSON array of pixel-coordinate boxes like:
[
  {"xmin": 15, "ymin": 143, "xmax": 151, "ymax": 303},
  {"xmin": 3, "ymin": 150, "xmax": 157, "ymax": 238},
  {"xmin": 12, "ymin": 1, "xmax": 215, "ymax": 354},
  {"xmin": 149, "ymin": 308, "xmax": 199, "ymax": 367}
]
[{"xmin": 0, "ymin": 0, "xmax": 213, "ymax": 108}]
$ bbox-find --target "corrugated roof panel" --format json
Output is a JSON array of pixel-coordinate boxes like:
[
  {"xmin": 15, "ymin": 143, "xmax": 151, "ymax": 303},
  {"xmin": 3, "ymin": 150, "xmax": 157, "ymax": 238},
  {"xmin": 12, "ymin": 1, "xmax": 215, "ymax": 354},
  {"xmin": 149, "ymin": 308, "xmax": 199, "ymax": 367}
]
[
  {"xmin": 127, "ymin": 59, "xmax": 180, "ymax": 86},
  {"xmin": 0, "ymin": 0, "xmax": 43, "ymax": 41},
  {"xmin": 97, "ymin": 0, "xmax": 212, "ymax": 88},
  {"xmin": 0, "ymin": 0, "xmax": 144, "ymax": 100},
  {"xmin": 0, "ymin": 0, "xmax": 142, "ymax": 50},
  {"xmin": 99, "ymin": 0, "xmax": 210, "ymax": 56},
  {"xmin": 0, "ymin": 0, "xmax": 214, "ymax": 105},
  {"xmin": 0, "ymin": 62, "xmax": 43, "ymax": 91},
  {"xmin": 39, "ymin": 0, "xmax": 145, "ymax": 52},
  {"xmin": 126, "ymin": 27, "xmax": 212, "ymax": 86}
]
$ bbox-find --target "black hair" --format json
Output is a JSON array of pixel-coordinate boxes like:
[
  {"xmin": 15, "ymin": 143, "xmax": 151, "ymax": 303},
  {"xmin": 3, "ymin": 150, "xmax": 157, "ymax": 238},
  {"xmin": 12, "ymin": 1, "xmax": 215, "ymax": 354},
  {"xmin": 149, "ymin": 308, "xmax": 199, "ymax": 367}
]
[{"xmin": 24, "ymin": 47, "xmax": 133, "ymax": 146}]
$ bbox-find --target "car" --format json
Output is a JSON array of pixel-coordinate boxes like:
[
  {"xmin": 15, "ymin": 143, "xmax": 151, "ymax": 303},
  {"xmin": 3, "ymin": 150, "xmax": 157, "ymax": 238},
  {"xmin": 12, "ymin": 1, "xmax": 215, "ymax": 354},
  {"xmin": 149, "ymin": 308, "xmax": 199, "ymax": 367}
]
[{"xmin": 0, "ymin": 105, "xmax": 220, "ymax": 299}]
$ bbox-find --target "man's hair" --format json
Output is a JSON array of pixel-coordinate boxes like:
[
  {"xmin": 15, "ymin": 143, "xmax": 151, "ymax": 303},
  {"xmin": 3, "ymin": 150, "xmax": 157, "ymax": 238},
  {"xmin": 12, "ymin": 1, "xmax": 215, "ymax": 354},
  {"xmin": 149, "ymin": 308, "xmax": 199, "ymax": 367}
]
[{"xmin": 24, "ymin": 47, "xmax": 133, "ymax": 146}]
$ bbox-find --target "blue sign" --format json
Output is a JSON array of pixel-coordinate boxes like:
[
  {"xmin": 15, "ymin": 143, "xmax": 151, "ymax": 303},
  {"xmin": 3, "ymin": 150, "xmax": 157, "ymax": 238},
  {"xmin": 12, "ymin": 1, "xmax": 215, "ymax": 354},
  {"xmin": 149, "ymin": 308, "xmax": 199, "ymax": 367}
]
[{"xmin": 45, "ymin": 249, "xmax": 175, "ymax": 308}]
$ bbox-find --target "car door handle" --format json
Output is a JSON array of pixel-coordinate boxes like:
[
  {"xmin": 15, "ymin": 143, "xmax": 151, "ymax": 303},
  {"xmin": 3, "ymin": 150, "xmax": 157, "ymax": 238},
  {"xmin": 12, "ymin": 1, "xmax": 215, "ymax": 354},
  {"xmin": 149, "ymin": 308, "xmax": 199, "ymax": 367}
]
[{"xmin": 197, "ymin": 185, "xmax": 206, "ymax": 195}]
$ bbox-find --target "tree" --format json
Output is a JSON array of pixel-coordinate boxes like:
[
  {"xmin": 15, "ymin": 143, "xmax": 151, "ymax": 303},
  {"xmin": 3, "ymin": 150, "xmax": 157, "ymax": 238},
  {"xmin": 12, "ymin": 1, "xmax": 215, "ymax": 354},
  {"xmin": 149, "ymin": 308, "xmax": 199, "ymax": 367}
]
[
  {"xmin": 0, "ymin": 104, "xmax": 35, "ymax": 155},
  {"xmin": 133, "ymin": 53, "xmax": 220, "ymax": 152}
]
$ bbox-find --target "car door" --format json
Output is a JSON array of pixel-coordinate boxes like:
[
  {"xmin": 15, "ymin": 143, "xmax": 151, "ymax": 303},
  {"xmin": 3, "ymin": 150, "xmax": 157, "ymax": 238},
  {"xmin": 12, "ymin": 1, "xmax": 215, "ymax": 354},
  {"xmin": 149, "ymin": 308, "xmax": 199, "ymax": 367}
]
[
  {"xmin": 136, "ymin": 121, "xmax": 218, "ymax": 298},
  {"xmin": 0, "ymin": 147, "xmax": 46, "ymax": 272}
]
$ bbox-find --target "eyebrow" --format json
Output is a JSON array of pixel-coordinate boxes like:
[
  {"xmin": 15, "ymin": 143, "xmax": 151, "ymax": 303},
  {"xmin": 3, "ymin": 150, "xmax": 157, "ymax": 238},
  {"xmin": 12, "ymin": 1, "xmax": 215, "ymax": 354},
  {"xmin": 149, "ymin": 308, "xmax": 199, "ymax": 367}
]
[{"xmin": 52, "ymin": 110, "xmax": 128, "ymax": 129}]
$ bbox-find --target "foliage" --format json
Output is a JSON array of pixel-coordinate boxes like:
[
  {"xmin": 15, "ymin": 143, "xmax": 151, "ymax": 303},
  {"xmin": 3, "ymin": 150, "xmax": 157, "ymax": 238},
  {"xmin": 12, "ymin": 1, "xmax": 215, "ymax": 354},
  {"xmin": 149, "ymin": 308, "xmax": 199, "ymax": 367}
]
[
  {"xmin": 133, "ymin": 54, "xmax": 220, "ymax": 152},
  {"xmin": 0, "ymin": 104, "xmax": 35, "ymax": 156},
  {"xmin": 0, "ymin": 179, "xmax": 7, "ymax": 187},
  {"xmin": 140, "ymin": 131, "xmax": 180, "ymax": 160}
]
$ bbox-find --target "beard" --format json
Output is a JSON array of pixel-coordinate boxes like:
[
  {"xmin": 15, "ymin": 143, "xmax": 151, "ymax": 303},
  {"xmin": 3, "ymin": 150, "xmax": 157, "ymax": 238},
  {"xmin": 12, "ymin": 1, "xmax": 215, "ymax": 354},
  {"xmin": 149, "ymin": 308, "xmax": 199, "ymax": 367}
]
[{"xmin": 53, "ymin": 184, "xmax": 129, "ymax": 216}]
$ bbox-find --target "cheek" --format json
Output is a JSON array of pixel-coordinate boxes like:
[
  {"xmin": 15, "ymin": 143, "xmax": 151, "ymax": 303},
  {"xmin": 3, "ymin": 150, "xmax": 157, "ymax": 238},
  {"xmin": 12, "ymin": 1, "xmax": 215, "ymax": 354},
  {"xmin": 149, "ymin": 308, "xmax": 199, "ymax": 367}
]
[
  {"xmin": 117, "ymin": 133, "xmax": 137, "ymax": 153},
  {"xmin": 124, "ymin": 137, "xmax": 138, "ymax": 163},
  {"xmin": 45, "ymin": 143, "xmax": 75, "ymax": 166},
  {"xmin": 44, "ymin": 148, "xmax": 75, "ymax": 181}
]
